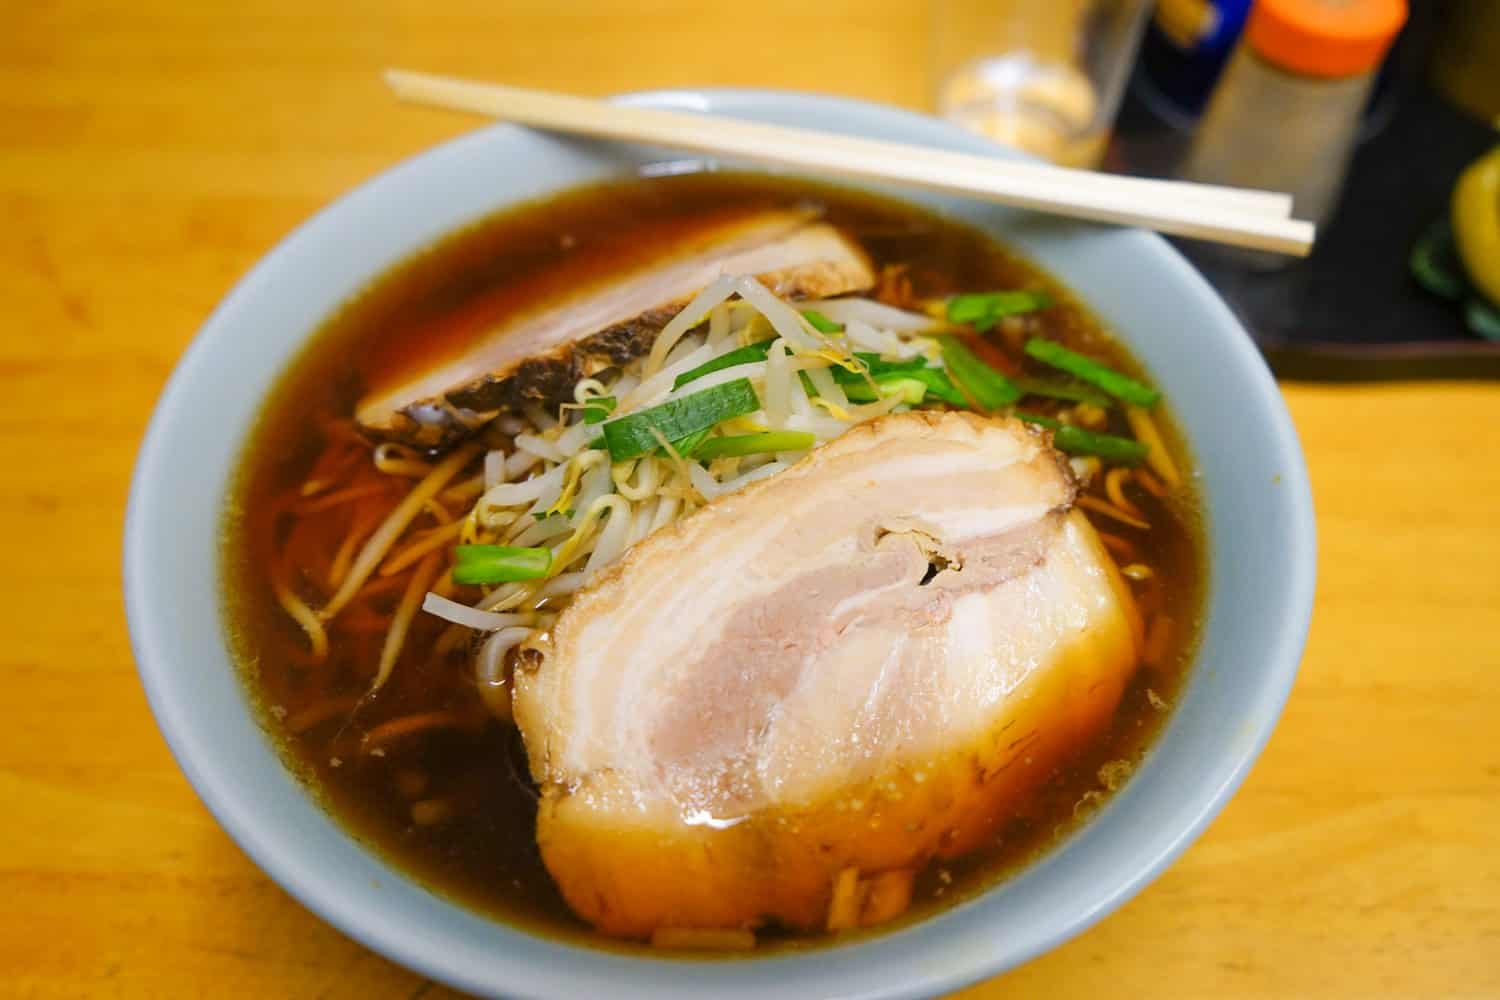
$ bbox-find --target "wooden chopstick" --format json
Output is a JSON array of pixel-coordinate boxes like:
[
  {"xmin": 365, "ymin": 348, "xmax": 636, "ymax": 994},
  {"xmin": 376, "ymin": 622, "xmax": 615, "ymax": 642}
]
[
  {"xmin": 383, "ymin": 70, "xmax": 1289, "ymax": 223},
  {"xmin": 385, "ymin": 69, "xmax": 1314, "ymax": 256}
]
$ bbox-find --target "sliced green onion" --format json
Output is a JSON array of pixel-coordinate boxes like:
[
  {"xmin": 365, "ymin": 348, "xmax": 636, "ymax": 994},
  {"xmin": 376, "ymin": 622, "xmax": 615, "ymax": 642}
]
[
  {"xmin": 672, "ymin": 341, "xmax": 774, "ymax": 389},
  {"xmin": 1016, "ymin": 413, "xmax": 1149, "ymax": 465},
  {"xmin": 835, "ymin": 356, "xmax": 968, "ymax": 408},
  {"xmin": 947, "ymin": 290, "xmax": 1051, "ymax": 332},
  {"xmin": 835, "ymin": 369, "xmax": 952, "ymax": 407},
  {"xmin": 801, "ymin": 309, "xmax": 842, "ymax": 333},
  {"xmin": 842, "ymin": 375, "xmax": 900, "ymax": 403},
  {"xmin": 1013, "ymin": 376, "xmax": 1112, "ymax": 408},
  {"xmin": 940, "ymin": 336, "xmax": 1021, "ymax": 410},
  {"xmin": 843, "ymin": 374, "xmax": 929, "ymax": 405},
  {"xmin": 832, "ymin": 355, "xmax": 922, "ymax": 394},
  {"xmin": 669, "ymin": 426, "xmax": 714, "ymax": 458},
  {"xmin": 906, "ymin": 367, "xmax": 968, "ymax": 406},
  {"xmin": 694, "ymin": 431, "xmax": 817, "ymax": 460},
  {"xmin": 600, "ymin": 379, "xmax": 760, "ymax": 461},
  {"xmin": 881, "ymin": 377, "xmax": 928, "ymax": 405},
  {"xmin": 581, "ymin": 395, "xmax": 617, "ymax": 424},
  {"xmin": 452, "ymin": 545, "xmax": 552, "ymax": 585},
  {"xmin": 846, "ymin": 353, "xmax": 928, "ymax": 376},
  {"xmin": 1023, "ymin": 338, "xmax": 1160, "ymax": 408}
]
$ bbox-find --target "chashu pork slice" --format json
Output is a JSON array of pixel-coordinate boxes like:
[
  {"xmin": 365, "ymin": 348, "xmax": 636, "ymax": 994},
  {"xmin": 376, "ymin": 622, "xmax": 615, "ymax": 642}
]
[
  {"xmin": 357, "ymin": 210, "xmax": 874, "ymax": 447},
  {"xmin": 513, "ymin": 411, "xmax": 1142, "ymax": 938}
]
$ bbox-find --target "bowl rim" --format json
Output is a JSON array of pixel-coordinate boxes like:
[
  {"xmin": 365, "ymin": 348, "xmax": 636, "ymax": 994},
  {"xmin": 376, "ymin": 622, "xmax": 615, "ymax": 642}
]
[{"xmin": 124, "ymin": 87, "xmax": 1316, "ymax": 999}]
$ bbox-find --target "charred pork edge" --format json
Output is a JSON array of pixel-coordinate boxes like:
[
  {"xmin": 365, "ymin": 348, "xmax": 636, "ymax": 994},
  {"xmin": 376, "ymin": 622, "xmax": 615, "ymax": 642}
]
[{"xmin": 364, "ymin": 253, "xmax": 875, "ymax": 449}]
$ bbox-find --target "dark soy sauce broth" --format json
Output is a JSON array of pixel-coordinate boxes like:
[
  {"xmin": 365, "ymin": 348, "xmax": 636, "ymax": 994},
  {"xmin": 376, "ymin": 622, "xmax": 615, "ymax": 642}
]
[{"xmin": 223, "ymin": 172, "xmax": 1204, "ymax": 952}]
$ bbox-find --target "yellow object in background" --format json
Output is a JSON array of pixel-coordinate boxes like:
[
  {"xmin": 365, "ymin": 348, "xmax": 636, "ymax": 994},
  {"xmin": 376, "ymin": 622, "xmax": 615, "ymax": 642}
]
[{"xmin": 1452, "ymin": 146, "xmax": 1500, "ymax": 307}]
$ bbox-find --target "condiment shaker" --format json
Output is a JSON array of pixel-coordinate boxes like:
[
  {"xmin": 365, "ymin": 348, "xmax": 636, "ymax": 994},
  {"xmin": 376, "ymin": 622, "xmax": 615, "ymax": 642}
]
[{"xmin": 1182, "ymin": 0, "xmax": 1407, "ymax": 268}]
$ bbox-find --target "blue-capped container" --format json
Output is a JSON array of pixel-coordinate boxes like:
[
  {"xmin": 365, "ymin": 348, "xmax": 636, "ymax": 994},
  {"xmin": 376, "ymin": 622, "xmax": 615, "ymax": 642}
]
[
  {"xmin": 1107, "ymin": 0, "xmax": 1253, "ymax": 176},
  {"xmin": 1138, "ymin": 0, "xmax": 1255, "ymax": 124}
]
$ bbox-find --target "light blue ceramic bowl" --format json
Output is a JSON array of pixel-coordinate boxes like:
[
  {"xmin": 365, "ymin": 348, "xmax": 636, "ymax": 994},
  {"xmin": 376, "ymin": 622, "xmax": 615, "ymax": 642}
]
[{"xmin": 124, "ymin": 90, "xmax": 1315, "ymax": 999}]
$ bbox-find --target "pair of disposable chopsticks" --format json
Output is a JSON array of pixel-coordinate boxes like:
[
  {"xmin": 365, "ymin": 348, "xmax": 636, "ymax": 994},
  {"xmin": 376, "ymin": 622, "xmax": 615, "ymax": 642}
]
[{"xmin": 384, "ymin": 68, "xmax": 1314, "ymax": 257}]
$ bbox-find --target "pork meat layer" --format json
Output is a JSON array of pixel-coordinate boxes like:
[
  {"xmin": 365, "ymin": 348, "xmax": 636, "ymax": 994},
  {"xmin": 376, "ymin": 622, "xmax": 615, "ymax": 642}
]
[{"xmin": 513, "ymin": 411, "xmax": 1140, "ymax": 937}]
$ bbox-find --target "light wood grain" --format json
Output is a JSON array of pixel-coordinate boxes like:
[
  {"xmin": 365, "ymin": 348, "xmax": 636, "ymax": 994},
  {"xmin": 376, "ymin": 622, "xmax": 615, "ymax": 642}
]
[{"xmin": 3, "ymin": 3, "xmax": 1498, "ymax": 998}]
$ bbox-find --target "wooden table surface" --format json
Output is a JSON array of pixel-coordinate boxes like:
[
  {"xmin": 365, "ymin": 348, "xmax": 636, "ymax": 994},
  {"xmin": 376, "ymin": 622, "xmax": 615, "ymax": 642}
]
[{"xmin": 5, "ymin": 3, "xmax": 1498, "ymax": 997}]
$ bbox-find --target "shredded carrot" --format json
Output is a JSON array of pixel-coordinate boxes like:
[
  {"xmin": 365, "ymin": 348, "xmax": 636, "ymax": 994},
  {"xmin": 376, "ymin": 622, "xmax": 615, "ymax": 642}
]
[
  {"xmin": 328, "ymin": 503, "xmax": 386, "ymax": 590},
  {"xmin": 337, "ymin": 607, "xmax": 399, "ymax": 633},
  {"xmin": 319, "ymin": 442, "xmax": 480, "ymax": 623},
  {"xmin": 1078, "ymin": 494, "xmax": 1150, "ymax": 530},
  {"xmin": 381, "ymin": 520, "xmax": 464, "ymax": 577},
  {"xmin": 353, "ymin": 571, "xmax": 411, "ymax": 602},
  {"xmin": 1133, "ymin": 467, "xmax": 1168, "ymax": 498},
  {"xmin": 299, "ymin": 446, "xmax": 362, "ymax": 497},
  {"xmin": 287, "ymin": 695, "xmax": 360, "ymax": 733},
  {"xmin": 1097, "ymin": 531, "xmax": 1136, "ymax": 561},
  {"xmin": 962, "ymin": 333, "xmax": 1022, "ymax": 376},
  {"xmin": 1105, "ymin": 467, "xmax": 1145, "ymax": 521},
  {"xmin": 293, "ymin": 481, "xmax": 393, "ymax": 515},
  {"xmin": 360, "ymin": 710, "xmax": 464, "ymax": 752}
]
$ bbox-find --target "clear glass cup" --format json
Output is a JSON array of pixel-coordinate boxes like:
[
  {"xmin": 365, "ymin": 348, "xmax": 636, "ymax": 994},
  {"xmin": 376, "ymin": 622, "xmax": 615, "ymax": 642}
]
[{"xmin": 932, "ymin": 0, "xmax": 1154, "ymax": 167}]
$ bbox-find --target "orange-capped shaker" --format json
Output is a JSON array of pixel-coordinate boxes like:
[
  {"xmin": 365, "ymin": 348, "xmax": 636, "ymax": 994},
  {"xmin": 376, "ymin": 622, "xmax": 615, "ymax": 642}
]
[
  {"xmin": 1181, "ymin": 0, "xmax": 1409, "ymax": 266},
  {"xmin": 1246, "ymin": 0, "xmax": 1407, "ymax": 78}
]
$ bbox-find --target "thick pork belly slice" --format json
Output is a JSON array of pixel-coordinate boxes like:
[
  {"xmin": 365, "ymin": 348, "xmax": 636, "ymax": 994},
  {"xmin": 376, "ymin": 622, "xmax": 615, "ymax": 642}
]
[
  {"xmin": 512, "ymin": 412, "xmax": 1141, "ymax": 937},
  {"xmin": 355, "ymin": 210, "xmax": 874, "ymax": 447}
]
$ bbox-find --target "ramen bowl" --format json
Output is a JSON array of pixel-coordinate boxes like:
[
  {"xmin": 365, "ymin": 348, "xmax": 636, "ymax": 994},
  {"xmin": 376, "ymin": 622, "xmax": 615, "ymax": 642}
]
[{"xmin": 124, "ymin": 89, "xmax": 1315, "ymax": 999}]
